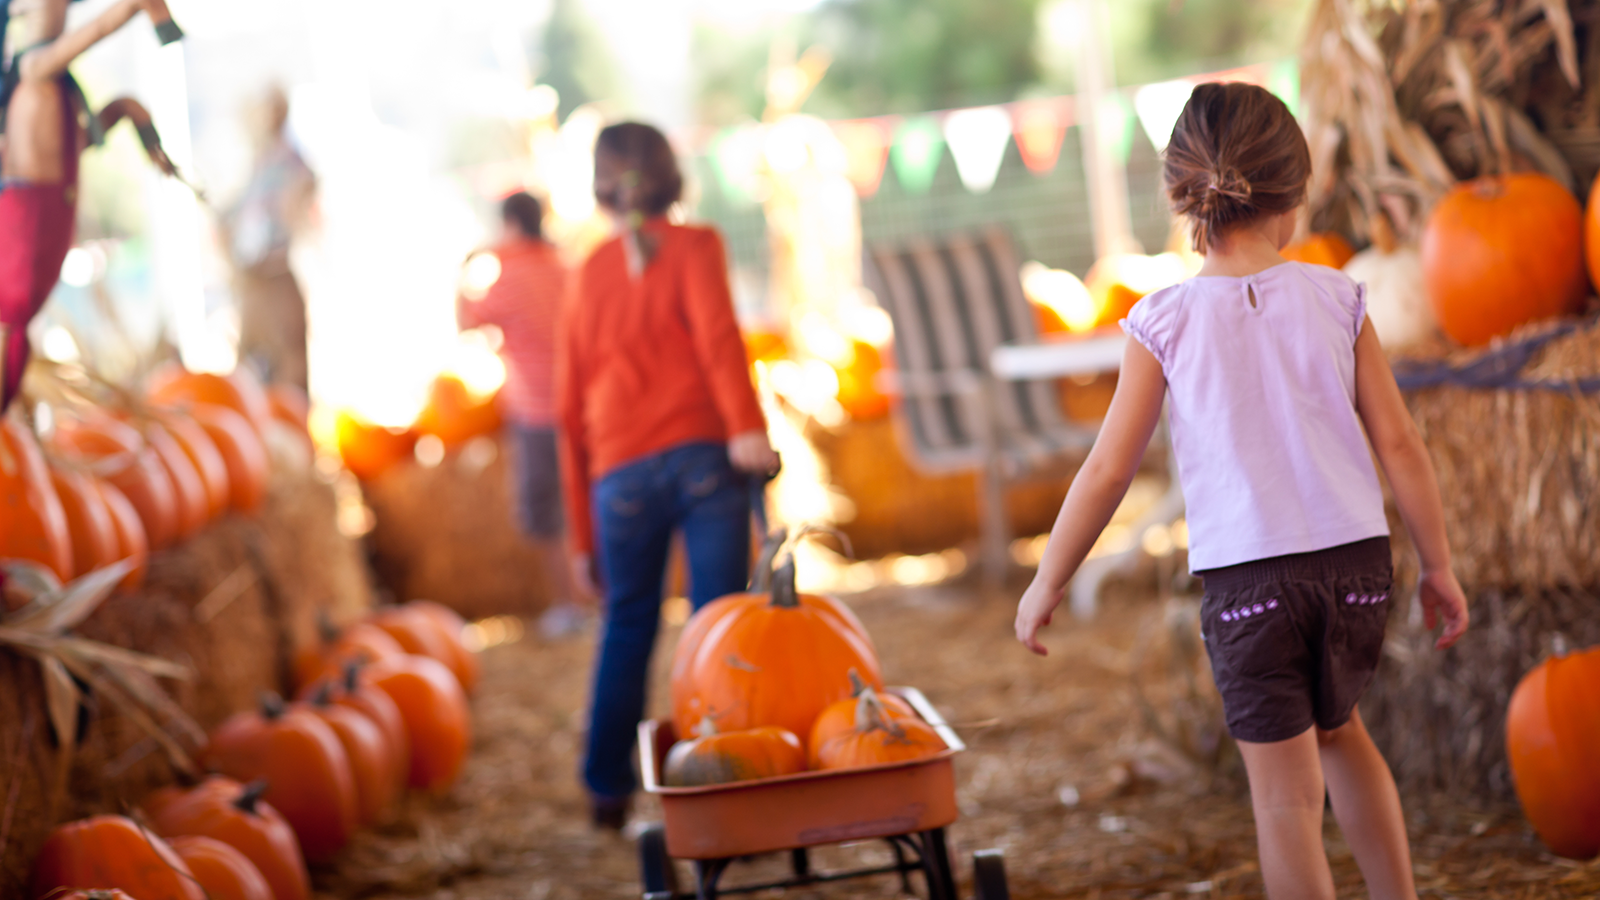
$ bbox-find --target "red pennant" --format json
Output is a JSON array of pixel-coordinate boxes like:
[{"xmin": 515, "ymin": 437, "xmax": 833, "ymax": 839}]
[
  {"xmin": 830, "ymin": 118, "xmax": 892, "ymax": 197},
  {"xmin": 1012, "ymin": 98, "xmax": 1072, "ymax": 175}
]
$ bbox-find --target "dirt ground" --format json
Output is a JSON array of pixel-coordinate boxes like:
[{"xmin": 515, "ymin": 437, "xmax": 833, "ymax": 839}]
[{"xmin": 320, "ymin": 576, "xmax": 1600, "ymax": 900}]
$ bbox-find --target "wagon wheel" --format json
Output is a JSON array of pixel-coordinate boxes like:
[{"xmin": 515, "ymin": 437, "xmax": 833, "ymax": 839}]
[
  {"xmin": 638, "ymin": 823, "xmax": 679, "ymax": 897},
  {"xmin": 972, "ymin": 849, "xmax": 1009, "ymax": 900}
]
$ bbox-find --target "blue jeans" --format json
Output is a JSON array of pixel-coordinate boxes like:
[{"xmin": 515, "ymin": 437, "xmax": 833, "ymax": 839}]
[{"xmin": 582, "ymin": 442, "xmax": 752, "ymax": 800}]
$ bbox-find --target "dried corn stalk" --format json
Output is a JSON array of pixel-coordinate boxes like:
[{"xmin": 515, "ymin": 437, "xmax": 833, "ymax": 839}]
[{"xmin": 1301, "ymin": 0, "xmax": 1589, "ymax": 243}]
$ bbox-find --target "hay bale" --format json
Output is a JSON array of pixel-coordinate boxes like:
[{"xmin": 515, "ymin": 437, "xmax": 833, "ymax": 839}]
[
  {"xmin": 1364, "ymin": 321, "xmax": 1600, "ymax": 799},
  {"xmin": 808, "ymin": 416, "xmax": 1076, "ymax": 559},
  {"xmin": 363, "ymin": 436, "xmax": 553, "ymax": 619},
  {"xmin": 0, "ymin": 465, "xmax": 373, "ymax": 889}
]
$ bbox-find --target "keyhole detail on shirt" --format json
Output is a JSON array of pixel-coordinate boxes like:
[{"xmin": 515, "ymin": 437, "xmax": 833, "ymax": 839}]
[{"xmin": 1246, "ymin": 286, "xmax": 1258, "ymax": 309}]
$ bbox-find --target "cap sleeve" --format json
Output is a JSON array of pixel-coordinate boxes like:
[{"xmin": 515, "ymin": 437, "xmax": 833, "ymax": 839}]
[
  {"xmin": 1120, "ymin": 288, "xmax": 1177, "ymax": 369},
  {"xmin": 1350, "ymin": 280, "xmax": 1369, "ymax": 343}
]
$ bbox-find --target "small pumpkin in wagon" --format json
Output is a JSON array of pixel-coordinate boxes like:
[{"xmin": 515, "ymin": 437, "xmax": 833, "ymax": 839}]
[
  {"xmin": 663, "ymin": 723, "xmax": 806, "ymax": 787},
  {"xmin": 807, "ymin": 669, "xmax": 915, "ymax": 768},
  {"xmin": 813, "ymin": 683, "xmax": 945, "ymax": 771},
  {"xmin": 670, "ymin": 552, "xmax": 882, "ymax": 748}
]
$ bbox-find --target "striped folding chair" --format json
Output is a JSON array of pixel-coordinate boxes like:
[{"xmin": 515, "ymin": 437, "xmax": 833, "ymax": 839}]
[{"xmin": 865, "ymin": 226, "xmax": 1107, "ymax": 583}]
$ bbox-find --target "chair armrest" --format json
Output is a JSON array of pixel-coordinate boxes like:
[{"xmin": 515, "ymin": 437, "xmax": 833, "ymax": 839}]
[
  {"xmin": 874, "ymin": 368, "xmax": 985, "ymax": 397},
  {"xmin": 990, "ymin": 334, "xmax": 1127, "ymax": 380}
]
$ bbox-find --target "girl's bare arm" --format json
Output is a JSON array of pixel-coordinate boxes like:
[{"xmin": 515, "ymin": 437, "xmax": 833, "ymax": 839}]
[
  {"xmin": 1353, "ymin": 319, "xmax": 1468, "ymax": 649},
  {"xmin": 18, "ymin": 0, "xmax": 169, "ymax": 84},
  {"xmin": 1016, "ymin": 339, "xmax": 1167, "ymax": 654}
]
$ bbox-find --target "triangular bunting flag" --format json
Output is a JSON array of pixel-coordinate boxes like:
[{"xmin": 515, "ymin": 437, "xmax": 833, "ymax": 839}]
[
  {"xmin": 942, "ymin": 106, "xmax": 1012, "ymax": 194},
  {"xmin": 1133, "ymin": 79, "xmax": 1194, "ymax": 153},
  {"xmin": 1012, "ymin": 98, "xmax": 1070, "ymax": 175},
  {"xmin": 830, "ymin": 118, "xmax": 892, "ymax": 197},
  {"xmin": 890, "ymin": 116, "xmax": 944, "ymax": 195}
]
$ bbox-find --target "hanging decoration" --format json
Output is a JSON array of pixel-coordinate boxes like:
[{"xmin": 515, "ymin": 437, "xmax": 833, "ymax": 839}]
[
  {"xmin": 1268, "ymin": 58, "xmax": 1301, "ymax": 118},
  {"xmin": 1134, "ymin": 79, "xmax": 1196, "ymax": 153},
  {"xmin": 1100, "ymin": 90, "xmax": 1137, "ymax": 165},
  {"xmin": 1012, "ymin": 98, "xmax": 1071, "ymax": 175},
  {"xmin": 709, "ymin": 124, "xmax": 766, "ymax": 208},
  {"xmin": 830, "ymin": 119, "xmax": 892, "ymax": 198},
  {"xmin": 890, "ymin": 117, "xmax": 945, "ymax": 195},
  {"xmin": 942, "ymin": 106, "xmax": 1013, "ymax": 194}
]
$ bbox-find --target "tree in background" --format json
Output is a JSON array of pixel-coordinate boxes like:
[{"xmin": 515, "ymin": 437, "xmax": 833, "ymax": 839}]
[
  {"xmin": 1106, "ymin": 0, "xmax": 1312, "ymax": 87},
  {"xmin": 537, "ymin": 0, "xmax": 621, "ymax": 121}
]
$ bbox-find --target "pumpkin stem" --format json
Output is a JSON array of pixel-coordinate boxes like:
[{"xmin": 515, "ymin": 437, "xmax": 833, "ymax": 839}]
[
  {"xmin": 853, "ymin": 684, "xmax": 904, "ymax": 738},
  {"xmin": 342, "ymin": 659, "xmax": 365, "ymax": 693},
  {"xmin": 316, "ymin": 611, "xmax": 340, "ymax": 646},
  {"xmin": 848, "ymin": 668, "xmax": 867, "ymax": 697},
  {"xmin": 308, "ymin": 681, "xmax": 334, "ymax": 707},
  {"xmin": 259, "ymin": 691, "xmax": 286, "ymax": 720},
  {"xmin": 770, "ymin": 554, "xmax": 800, "ymax": 608},
  {"xmin": 749, "ymin": 527, "xmax": 789, "ymax": 593},
  {"xmin": 234, "ymin": 778, "xmax": 270, "ymax": 815}
]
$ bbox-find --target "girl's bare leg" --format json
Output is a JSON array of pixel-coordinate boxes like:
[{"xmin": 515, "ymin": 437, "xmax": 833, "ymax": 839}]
[
  {"xmin": 1318, "ymin": 707, "xmax": 1418, "ymax": 900},
  {"xmin": 1237, "ymin": 728, "xmax": 1337, "ymax": 900}
]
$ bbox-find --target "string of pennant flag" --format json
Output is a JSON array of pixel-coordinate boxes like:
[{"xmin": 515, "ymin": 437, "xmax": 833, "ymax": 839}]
[{"xmin": 699, "ymin": 58, "xmax": 1299, "ymax": 204}]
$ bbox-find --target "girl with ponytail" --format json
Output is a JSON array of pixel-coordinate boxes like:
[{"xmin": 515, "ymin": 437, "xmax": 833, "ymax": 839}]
[{"xmin": 1015, "ymin": 82, "xmax": 1467, "ymax": 899}]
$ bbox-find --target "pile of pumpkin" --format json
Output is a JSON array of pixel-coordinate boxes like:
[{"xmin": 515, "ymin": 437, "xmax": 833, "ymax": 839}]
[
  {"xmin": 1, "ymin": 364, "xmax": 309, "ymax": 600},
  {"xmin": 660, "ymin": 546, "xmax": 945, "ymax": 787},
  {"xmin": 25, "ymin": 599, "xmax": 480, "ymax": 900},
  {"xmin": 1284, "ymin": 170, "xmax": 1600, "ymax": 351},
  {"xmin": 333, "ymin": 374, "xmax": 501, "ymax": 482}
]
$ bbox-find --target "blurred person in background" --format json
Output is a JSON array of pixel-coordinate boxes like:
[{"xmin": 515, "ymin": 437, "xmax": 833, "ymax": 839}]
[
  {"xmin": 557, "ymin": 121, "xmax": 778, "ymax": 829},
  {"xmin": 1, "ymin": 0, "xmax": 179, "ymax": 411},
  {"xmin": 222, "ymin": 83, "xmax": 315, "ymax": 390},
  {"xmin": 457, "ymin": 191, "xmax": 580, "ymax": 637}
]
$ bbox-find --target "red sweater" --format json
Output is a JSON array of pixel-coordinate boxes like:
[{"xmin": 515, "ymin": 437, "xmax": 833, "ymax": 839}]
[
  {"xmin": 556, "ymin": 220, "xmax": 766, "ymax": 553},
  {"xmin": 458, "ymin": 238, "xmax": 566, "ymax": 426}
]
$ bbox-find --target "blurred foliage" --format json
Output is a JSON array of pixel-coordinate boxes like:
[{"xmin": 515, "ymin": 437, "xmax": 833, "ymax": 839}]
[
  {"xmin": 537, "ymin": 0, "xmax": 621, "ymax": 121},
  {"xmin": 691, "ymin": 0, "xmax": 1313, "ymax": 126}
]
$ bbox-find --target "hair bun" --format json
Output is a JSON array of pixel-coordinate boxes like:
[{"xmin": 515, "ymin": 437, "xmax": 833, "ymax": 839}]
[{"xmin": 1199, "ymin": 167, "xmax": 1252, "ymax": 215}]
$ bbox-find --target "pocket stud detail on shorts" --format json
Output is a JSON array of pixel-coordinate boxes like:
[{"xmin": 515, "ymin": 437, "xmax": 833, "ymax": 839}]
[
  {"xmin": 1345, "ymin": 593, "xmax": 1358, "ymax": 605},
  {"xmin": 1265, "ymin": 598, "xmax": 1279, "ymax": 610}
]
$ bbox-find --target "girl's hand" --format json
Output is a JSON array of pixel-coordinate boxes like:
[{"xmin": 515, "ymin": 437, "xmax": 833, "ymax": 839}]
[
  {"xmin": 569, "ymin": 553, "xmax": 601, "ymax": 605},
  {"xmin": 1419, "ymin": 568, "xmax": 1468, "ymax": 650},
  {"xmin": 728, "ymin": 430, "xmax": 779, "ymax": 475},
  {"xmin": 1015, "ymin": 577, "xmax": 1064, "ymax": 656}
]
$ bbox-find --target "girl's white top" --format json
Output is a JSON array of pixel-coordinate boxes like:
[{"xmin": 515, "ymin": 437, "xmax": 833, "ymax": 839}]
[{"xmin": 1123, "ymin": 261, "xmax": 1389, "ymax": 571}]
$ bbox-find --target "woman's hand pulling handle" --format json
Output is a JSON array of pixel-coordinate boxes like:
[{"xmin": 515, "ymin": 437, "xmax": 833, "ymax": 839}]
[{"xmin": 727, "ymin": 430, "xmax": 779, "ymax": 476}]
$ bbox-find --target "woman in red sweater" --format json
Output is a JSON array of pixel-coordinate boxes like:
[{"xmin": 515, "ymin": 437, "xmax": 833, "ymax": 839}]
[{"xmin": 557, "ymin": 122, "xmax": 777, "ymax": 826}]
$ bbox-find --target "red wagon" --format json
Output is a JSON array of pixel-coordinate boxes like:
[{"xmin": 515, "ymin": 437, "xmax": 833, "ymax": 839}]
[{"xmin": 636, "ymin": 686, "xmax": 1009, "ymax": 899}]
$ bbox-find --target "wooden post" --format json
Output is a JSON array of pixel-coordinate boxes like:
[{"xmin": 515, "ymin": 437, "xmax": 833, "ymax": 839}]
[{"xmin": 1074, "ymin": 0, "xmax": 1142, "ymax": 258}]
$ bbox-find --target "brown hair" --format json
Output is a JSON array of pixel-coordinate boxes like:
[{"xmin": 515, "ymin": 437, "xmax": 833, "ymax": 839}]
[
  {"xmin": 1164, "ymin": 82, "xmax": 1311, "ymax": 251},
  {"xmin": 593, "ymin": 122, "xmax": 683, "ymax": 218},
  {"xmin": 501, "ymin": 191, "xmax": 544, "ymax": 240}
]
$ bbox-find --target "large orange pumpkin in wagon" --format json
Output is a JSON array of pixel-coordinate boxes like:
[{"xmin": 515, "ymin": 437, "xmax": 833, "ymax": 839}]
[
  {"xmin": 1506, "ymin": 647, "xmax": 1600, "ymax": 858},
  {"xmin": 1422, "ymin": 172, "xmax": 1587, "ymax": 347},
  {"xmin": 670, "ymin": 554, "xmax": 882, "ymax": 747}
]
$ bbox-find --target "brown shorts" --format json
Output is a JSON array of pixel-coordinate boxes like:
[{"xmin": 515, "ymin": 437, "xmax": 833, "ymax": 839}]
[{"xmin": 1198, "ymin": 536, "xmax": 1393, "ymax": 744}]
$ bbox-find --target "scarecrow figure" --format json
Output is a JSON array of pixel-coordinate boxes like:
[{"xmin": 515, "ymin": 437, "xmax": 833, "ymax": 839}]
[{"xmin": 0, "ymin": 0, "xmax": 183, "ymax": 411}]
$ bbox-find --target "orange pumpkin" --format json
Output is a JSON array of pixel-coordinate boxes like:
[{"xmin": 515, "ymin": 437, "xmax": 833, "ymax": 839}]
[
  {"xmin": 670, "ymin": 555, "xmax": 882, "ymax": 746},
  {"xmin": 663, "ymin": 723, "xmax": 805, "ymax": 787},
  {"xmin": 1586, "ymin": 171, "xmax": 1600, "ymax": 296},
  {"xmin": 742, "ymin": 328, "xmax": 790, "ymax": 366},
  {"xmin": 304, "ymin": 682, "xmax": 399, "ymax": 825},
  {"xmin": 335, "ymin": 411, "xmax": 416, "ymax": 481},
  {"xmin": 1, "ymin": 417, "xmax": 74, "ymax": 586},
  {"xmin": 148, "ymin": 367, "xmax": 273, "ymax": 441},
  {"xmin": 168, "ymin": 835, "xmax": 273, "ymax": 900},
  {"xmin": 371, "ymin": 605, "xmax": 476, "ymax": 692},
  {"xmin": 49, "ymin": 467, "xmax": 119, "ymax": 578},
  {"xmin": 94, "ymin": 481, "xmax": 148, "ymax": 592},
  {"xmin": 812, "ymin": 685, "xmax": 944, "ymax": 771},
  {"xmin": 143, "ymin": 777, "xmax": 309, "ymax": 900},
  {"xmin": 190, "ymin": 404, "xmax": 269, "ymax": 514},
  {"xmin": 407, "ymin": 599, "xmax": 482, "ymax": 693},
  {"xmin": 364, "ymin": 653, "xmax": 472, "ymax": 793},
  {"xmin": 413, "ymin": 374, "xmax": 501, "ymax": 448},
  {"xmin": 199, "ymin": 693, "xmax": 358, "ymax": 863},
  {"xmin": 160, "ymin": 412, "xmax": 231, "ymax": 521},
  {"xmin": 291, "ymin": 619, "xmax": 407, "ymax": 692},
  {"xmin": 1422, "ymin": 173, "xmax": 1588, "ymax": 347},
  {"xmin": 807, "ymin": 670, "xmax": 916, "ymax": 768},
  {"xmin": 139, "ymin": 419, "xmax": 209, "ymax": 538},
  {"xmin": 833, "ymin": 340, "xmax": 890, "ymax": 421},
  {"xmin": 297, "ymin": 660, "xmax": 411, "ymax": 793},
  {"xmin": 266, "ymin": 383, "xmax": 310, "ymax": 430},
  {"xmin": 52, "ymin": 414, "xmax": 179, "ymax": 551},
  {"xmin": 29, "ymin": 814, "xmax": 204, "ymax": 900},
  {"xmin": 1507, "ymin": 648, "xmax": 1600, "ymax": 858},
  {"xmin": 1280, "ymin": 231, "xmax": 1357, "ymax": 269}
]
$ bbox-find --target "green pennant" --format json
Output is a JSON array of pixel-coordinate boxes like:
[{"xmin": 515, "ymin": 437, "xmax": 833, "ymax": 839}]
[
  {"xmin": 1099, "ymin": 91, "xmax": 1136, "ymax": 165},
  {"xmin": 708, "ymin": 126, "xmax": 761, "ymax": 208},
  {"xmin": 891, "ymin": 117, "xmax": 945, "ymax": 195},
  {"xmin": 1269, "ymin": 58, "xmax": 1301, "ymax": 118}
]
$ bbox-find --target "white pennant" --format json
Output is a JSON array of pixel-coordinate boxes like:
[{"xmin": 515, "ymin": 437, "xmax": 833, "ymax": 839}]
[
  {"xmin": 942, "ymin": 106, "xmax": 1013, "ymax": 194},
  {"xmin": 1134, "ymin": 79, "xmax": 1195, "ymax": 153}
]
